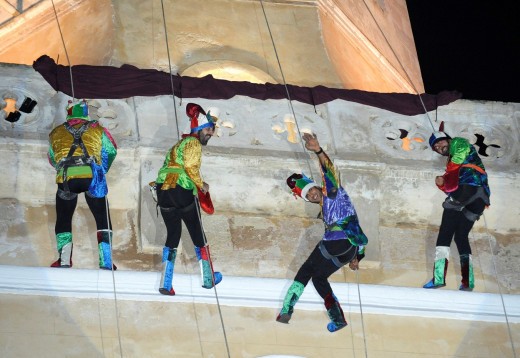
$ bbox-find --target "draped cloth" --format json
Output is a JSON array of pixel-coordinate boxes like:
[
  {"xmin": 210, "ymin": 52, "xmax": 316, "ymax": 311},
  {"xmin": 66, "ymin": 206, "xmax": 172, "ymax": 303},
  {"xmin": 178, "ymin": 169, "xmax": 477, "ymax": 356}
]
[{"xmin": 33, "ymin": 55, "xmax": 461, "ymax": 116}]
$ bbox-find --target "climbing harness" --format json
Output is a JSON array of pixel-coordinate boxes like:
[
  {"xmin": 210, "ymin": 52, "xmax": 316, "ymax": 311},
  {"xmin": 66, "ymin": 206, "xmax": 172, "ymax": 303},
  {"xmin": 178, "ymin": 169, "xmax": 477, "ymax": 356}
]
[
  {"xmin": 318, "ymin": 241, "xmax": 358, "ymax": 268},
  {"xmin": 57, "ymin": 121, "xmax": 93, "ymax": 196}
]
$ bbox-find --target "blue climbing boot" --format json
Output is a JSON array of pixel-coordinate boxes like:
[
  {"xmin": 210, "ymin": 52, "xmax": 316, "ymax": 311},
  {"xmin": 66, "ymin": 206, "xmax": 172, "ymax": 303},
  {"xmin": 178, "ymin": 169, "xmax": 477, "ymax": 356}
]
[
  {"xmin": 195, "ymin": 245, "xmax": 222, "ymax": 289},
  {"xmin": 159, "ymin": 246, "xmax": 177, "ymax": 295}
]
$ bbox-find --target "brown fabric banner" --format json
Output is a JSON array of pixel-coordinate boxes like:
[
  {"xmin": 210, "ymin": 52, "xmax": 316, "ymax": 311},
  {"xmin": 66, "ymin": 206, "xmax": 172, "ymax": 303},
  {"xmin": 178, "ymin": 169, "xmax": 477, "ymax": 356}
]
[{"xmin": 33, "ymin": 55, "xmax": 461, "ymax": 116}]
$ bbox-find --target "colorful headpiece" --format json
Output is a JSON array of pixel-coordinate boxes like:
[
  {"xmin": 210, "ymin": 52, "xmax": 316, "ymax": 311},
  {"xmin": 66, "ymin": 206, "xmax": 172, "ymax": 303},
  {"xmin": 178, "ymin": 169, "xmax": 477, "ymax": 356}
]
[
  {"xmin": 66, "ymin": 99, "xmax": 89, "ymax": 120},
  {"xmin": 428, "ymin": 121, "xmax": 451, "ymax": 150},
  {"xmin": 287, "ymin": 173, "xmax": 319, "ymax": 202},
  {"xmin": 184, "ymin": 103, "xmax": 216, "ymax": 136}
]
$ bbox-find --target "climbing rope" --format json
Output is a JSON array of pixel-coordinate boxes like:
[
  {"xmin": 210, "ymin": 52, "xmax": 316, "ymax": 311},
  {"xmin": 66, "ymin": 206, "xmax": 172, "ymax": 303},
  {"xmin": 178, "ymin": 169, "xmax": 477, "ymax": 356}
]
[
  {"xmin": 159, "ymin": 0, "xmax": 181, "ymax": 140},
  {"xmin": 104, "ymin": 197, "xmax": 123, "ymax": 358},
  {"xmin": 481, "ymin": 213, "xmax": 517, "ymax": 358},
  {"xmin": 359, "ymin": 0, "xmax": 435, "ymax": 131},
  {"xmin": 50, "ymin": 0, "xmax": 75, "ymax": 100},
  {"xmin": 50, "ymin": 2, "xmax": 123, "ymax": 356},
  {"xmin": 258, "ymin": 0, "xmax": 316, "ymax": 180},
  {"xmin": 356, "ymin": 270, "xmax": 368, "ymax": 358},
  {"xmin": 194, "ymin": 194, "xmax": 231, "ymax": 358},
  {"xmin": 159, "ymin": 3, "xmax": 231, "ymax": 357},
  {"xmin": 360, "ymin": 1, "xmax": 516, "ymax": 354},
  {"xmin": 260, "ymin": 2, "xmax": 366, "ymax": 355}
]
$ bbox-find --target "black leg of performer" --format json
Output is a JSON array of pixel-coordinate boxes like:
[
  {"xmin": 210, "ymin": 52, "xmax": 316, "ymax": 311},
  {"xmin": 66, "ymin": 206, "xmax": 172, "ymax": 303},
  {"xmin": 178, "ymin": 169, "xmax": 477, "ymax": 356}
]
[
  {"xmin": 157, "ymin": 186, "xmax": 205, "ymax": 249},
  {"xmin": 294, "ymin": 243, "xmax": 338, "ymax": 299},
  {"xmin": 157, "ymin": 185, "xmax": 221, "ymax": 295},
  {"xmin": 52, "ymin": 178, "xmax": 115, "ymax": 269}
]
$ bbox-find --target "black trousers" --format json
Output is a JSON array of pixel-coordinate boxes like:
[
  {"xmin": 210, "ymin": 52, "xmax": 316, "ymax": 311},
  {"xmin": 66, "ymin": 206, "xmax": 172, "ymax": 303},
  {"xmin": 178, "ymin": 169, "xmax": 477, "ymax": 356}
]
[
  {"xmin": 157, "ymin": 185, "xmax": 205, "ymax": 249},
  {"xmin": 55, "ymin": 178, "xmax": 111, "ymax": 234},
  {"xmin": 294, "ymin": 239, "xmax": 352, "ymax": 299},
  {"xmin": 435, "ymin": 185, "xmax": 487, "ymax": 255}
]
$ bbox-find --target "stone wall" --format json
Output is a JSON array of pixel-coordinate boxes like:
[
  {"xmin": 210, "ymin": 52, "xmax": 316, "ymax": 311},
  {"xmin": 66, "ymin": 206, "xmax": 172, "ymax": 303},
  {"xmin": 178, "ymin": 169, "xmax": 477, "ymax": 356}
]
[{"xmin": 1, "ymin": 63, "xmax": 519, "ymax": 293}]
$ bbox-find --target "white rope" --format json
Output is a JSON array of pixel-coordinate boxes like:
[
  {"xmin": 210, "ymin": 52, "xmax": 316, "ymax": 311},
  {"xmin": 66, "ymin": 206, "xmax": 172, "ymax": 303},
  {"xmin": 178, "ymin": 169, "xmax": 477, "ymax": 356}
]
[
  {"xmin": 258, "ymin": 0, "xmax": 316, "ymax": 180},
  {"xmin": 158, "ymin": 2, "xmax": 230, "ymax": 355},
  {"xmin": 159, "ymin": 0, "xmax": 181, "ymax": 140},
  {"xmin": 481, "ymin": 213, "xmax": 517, "ymax": 358},
  {"xmin": 359, "ymin": 0, "xmax": 435, "ymax": 131},
  {"xmin": 50, "ymin": 0, "xmax": 75, "ymax": 100},
  {"xmin": 194, "ymin": 195, "xmax": 231, "ymax": 358},
  {"xmin": 104, "ymin": 197, "xmax": 124, "ymax": 358},
  {"xmin": 359, "ymin": 2, "xmax": 516, "ymax": 354},
  {"xmin": 50, "ymin": 3, "xmax": 123, "ymax": 356},
  {"xmin": 355, "ymin": 270, "xmax": 368, "ymax": 357},
  {"xmin": 345, "ymin": 277, "xmax": 357, "ymax": 357},
  {"xmin": 260, "ymin": 4, "xmax": 368, "ymax": 354}
]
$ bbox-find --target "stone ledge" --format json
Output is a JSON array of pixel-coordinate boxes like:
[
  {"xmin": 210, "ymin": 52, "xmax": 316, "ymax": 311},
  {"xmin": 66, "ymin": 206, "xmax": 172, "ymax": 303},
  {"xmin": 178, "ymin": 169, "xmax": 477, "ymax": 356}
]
[{"xmin": 1, "ymin": 265, "xmax": 518, "ymax": 324}]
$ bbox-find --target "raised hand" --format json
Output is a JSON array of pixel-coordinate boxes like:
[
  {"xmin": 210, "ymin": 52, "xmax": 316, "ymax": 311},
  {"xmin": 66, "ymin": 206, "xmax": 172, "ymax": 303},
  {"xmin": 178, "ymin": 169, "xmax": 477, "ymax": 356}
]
[{"xmin": 302, "ymin": 132, "xmax": 320, "ymax": 153}]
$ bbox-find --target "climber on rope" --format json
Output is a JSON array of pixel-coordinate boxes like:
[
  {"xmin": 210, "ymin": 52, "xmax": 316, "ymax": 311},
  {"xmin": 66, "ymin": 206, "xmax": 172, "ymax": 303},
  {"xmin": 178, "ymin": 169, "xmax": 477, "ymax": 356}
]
[
  {"xmin": 423, "ymin": 122, "xmax": 490, "ymax": 291},
  {"xmin": 48, "ymin": 99, "xmax": 118, "ymax": 270},
  {"xmin": 276, "ymin": 133, "xmax": 368, "ymax": 332},
  {"xmin": 151, "ymin": 102, "xmax": 222, "ymax": 296}
]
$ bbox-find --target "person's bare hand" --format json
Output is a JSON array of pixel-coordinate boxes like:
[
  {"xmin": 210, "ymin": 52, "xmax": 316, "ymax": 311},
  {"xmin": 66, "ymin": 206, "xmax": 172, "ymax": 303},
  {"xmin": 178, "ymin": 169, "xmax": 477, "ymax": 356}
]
[
  {"xmin": 302, "ymin": 132, "xmax": 320, "ymax": 152},
  {"xmin": 435, "ymin": 176, "xmax": 444, "ymax": 187},
  {"xmin": 349, "ymin": 257, "xmax": 359, "ymax": 271},
  {"xmin": 201, "ymin": 182, "xmax": 209, "ymax": 193}
]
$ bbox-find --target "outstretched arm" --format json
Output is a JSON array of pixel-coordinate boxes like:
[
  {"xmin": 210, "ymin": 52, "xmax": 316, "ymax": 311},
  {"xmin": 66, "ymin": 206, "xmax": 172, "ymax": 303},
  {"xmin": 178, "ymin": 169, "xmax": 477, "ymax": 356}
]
[
  {"xmin": 302, "ymin": 133, "xmax": 339, "ymax": 191},
  {"xmin": 302, "ymin": 132, "xmax": 325, "ymax": 166}
]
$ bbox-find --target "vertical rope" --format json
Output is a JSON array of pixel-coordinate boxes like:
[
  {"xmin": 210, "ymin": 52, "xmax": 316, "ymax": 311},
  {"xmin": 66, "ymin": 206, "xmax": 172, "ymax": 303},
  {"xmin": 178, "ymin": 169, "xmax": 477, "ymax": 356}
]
[
  {"xmin": 105, "ymin": 197, "xmax": 124, "ymax": 358},
  {"xmin": 359, "ymin": 0, "xmax": 435, "ymax": 131},
  {"xmin": 481, "ymin": 214, "xmax": 517, "ymax": 358},
  {"xmin": 356, "ymin": 270, "xmax": 368, "ymax": 358},
  {"xmin": 194, "ymin": 196, "xmax": 231, "ymax": 358},
  {"xmin": 50, "ymin": 0, "xmax": 75, "ymax": 100},
  {"xmin": 258, "ymin": 0, "xmax": 316, "ymax": 180},
  {"xmin": 50, "ymin": 3, "xmax": 122, "ymax": 356},
  {"xmin": 159, "ymin": 2, "xmax": 230, "ymax": 355},
  {"xmin": 159, "ymin": 0, "xmax": 181, "ymax": 140},
  {"xmin": 359, "ymin": 1, "xmax": 515, "ymax": 353}
]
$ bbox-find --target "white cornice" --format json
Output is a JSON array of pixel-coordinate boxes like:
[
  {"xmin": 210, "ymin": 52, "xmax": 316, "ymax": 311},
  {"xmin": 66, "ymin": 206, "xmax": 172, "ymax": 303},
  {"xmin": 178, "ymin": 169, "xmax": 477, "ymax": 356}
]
[{"xmin": 0, "ymin": 265, "xmax": 518, "ymax": 323}]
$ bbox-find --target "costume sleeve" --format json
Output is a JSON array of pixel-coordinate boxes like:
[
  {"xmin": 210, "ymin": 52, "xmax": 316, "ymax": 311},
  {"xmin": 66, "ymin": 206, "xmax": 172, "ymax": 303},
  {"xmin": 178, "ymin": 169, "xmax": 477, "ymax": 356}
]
[
  {"xmin": 101, "ymin": 129, "xmax": 117, "ymax": 172},
  {"xmin": 320, "ymin": 152, "xmax": 340, "ymax": 195},
  {"xmin": 438, "ymin": 138, "xmax": 470, "ymax": 193},
  {"xmin": 357, "ymin": 245, "xmax": 365, "ymax": 262},
  {"xmin": 449, "ymin": 137, "xmax": 471, "ymax": 164},
  {"xmin": 183, "ymin": 139, "xmax": 204, "ymax": 189},
  {"xmin": 48, "ymin": 144, "xmax": 57, "ymax": 168}
]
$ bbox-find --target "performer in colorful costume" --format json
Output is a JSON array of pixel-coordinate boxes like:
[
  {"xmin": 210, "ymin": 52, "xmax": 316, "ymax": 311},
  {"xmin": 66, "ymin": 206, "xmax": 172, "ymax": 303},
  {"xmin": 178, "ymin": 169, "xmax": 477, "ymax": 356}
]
[
  {"xmin": 48, "ymin": 100, "xmax": 117, "ymax": 269},
  {"xmin": 276, "ymin": 133, "xmax": 368, "ymax": 332},
  {"xmin": 153, "ymin": 103, "xmax": 222, "ymax": 295},
  {"xmin": 423, "ymin": 122, "xmax": 490, "ymax": 291}
]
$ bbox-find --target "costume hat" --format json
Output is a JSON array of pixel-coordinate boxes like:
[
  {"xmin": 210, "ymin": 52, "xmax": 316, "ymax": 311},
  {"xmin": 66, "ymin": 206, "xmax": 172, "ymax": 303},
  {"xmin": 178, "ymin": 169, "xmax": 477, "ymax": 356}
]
[
  {"xmin": 66, "ymin": 99, "xmax": 89, "ymax": 120},
  {"xmin": 287, "ymin": 173, "xmax": 319, "ymax": 202},
  {"xmin": 429, "ymin": 121, "xmax": 451, "ymax": 149},
  {"xmin": 184, "ymin": 103, "xmax": 216, "ymax": 135}
]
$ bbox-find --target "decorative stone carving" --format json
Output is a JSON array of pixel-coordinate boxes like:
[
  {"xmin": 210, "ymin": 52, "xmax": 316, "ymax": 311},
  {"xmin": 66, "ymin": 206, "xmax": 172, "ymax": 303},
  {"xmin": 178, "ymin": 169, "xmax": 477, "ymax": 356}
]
[{"xmin": 0, "ymin": 89, "xmax": 41, "ymax": 129}]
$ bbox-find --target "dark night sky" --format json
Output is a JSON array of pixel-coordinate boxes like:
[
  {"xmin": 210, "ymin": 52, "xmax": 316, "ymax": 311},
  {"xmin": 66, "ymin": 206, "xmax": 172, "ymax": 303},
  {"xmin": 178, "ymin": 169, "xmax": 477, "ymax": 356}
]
[{"xmin": 405, "ymin": 1, "xmax": 520, "ymax": 103}]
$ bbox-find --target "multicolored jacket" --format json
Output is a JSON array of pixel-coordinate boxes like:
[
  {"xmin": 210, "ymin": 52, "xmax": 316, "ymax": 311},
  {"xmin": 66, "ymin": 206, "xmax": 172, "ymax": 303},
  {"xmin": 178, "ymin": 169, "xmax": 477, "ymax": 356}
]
[
  {"xmin": 437, "ymin": 137, "xmax": 490, "ymax": 198},
  {"xmin": 48, "ymin": 119, "xmax": 117, "ymax": 183},
  {"xmin": 155, "ymin": 136, "xmax": 204, "ymax": 192},
  {"xmin": 319, "ymin": 152, "xmax": 368, "ymax": 249}
]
